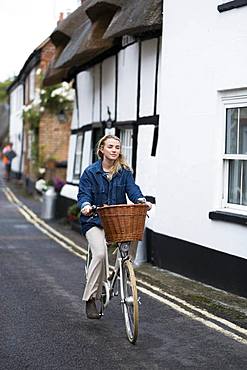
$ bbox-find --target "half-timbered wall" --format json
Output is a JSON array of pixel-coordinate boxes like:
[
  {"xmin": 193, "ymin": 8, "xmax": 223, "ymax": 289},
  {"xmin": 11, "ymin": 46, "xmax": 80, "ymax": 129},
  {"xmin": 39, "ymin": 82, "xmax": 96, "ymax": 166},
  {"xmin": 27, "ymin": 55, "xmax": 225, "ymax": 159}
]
[{"xmin": 64, "ymin": 37, "xmax": 161, "ymax": 203}]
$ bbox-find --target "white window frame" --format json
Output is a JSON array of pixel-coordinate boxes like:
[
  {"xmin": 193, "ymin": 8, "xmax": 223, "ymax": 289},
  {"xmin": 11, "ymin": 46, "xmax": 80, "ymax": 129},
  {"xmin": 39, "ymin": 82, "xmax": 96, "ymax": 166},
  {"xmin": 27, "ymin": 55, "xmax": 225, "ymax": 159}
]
[
  {"xmin": 73, "ymin": 133, "xmax": 84, "ymax": 179},
  {"xmin": 119, "ymin": 128, "xmax": 133, "ymax": 168},
  {"xmin": 221, "ymin": 91, "xmax": 247, "ymax": 212}
]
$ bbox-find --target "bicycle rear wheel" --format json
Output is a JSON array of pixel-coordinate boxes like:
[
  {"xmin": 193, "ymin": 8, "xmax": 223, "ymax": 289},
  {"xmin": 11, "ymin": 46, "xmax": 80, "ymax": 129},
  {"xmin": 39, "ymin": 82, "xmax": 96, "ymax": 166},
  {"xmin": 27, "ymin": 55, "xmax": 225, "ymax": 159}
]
[{"xmin": 121, "ymin": 259, "xmax": 139, "ymax": 344}]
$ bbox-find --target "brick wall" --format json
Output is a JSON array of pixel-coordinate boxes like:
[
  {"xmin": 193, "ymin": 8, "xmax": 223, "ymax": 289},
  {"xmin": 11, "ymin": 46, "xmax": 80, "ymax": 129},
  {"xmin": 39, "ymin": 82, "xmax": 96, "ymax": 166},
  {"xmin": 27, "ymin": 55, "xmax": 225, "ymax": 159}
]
[{"xmin": 39, "ymin": 112, "xmax": 71, "ymax": 181}]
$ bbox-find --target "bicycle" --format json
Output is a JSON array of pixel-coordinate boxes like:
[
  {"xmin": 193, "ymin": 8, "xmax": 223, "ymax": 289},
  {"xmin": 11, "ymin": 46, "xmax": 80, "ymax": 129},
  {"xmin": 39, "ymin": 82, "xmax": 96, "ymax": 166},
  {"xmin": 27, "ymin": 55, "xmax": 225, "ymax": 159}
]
[{"xmin": 84, "ymin": 203, "xmax": 148, "ymax": 344}]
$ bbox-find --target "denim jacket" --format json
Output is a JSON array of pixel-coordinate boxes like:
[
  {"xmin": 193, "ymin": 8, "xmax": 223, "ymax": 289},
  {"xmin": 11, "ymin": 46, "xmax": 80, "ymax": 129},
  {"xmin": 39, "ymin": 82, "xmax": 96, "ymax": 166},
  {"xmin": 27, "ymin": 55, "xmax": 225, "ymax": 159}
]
[{"xmin": 77, "ymin": 160, "xmax": 143, "ymax": 235}]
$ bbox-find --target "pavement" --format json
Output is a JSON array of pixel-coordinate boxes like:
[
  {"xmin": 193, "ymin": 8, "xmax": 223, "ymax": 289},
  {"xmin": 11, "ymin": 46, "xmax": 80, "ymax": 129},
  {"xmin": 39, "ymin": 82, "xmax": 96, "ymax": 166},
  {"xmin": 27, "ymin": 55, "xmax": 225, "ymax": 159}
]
[{"xmin": 3, "ymin": 172, "xmax": 247, "ymax": 331}]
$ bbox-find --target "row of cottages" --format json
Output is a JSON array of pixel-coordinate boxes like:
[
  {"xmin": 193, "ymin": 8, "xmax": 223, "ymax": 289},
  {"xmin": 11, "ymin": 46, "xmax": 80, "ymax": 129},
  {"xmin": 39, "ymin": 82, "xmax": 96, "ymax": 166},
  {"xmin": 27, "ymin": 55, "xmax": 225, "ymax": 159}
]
[
  {"xmin": 44, "ymin": 0, "xmax": 247, "ymax": 298},
  {"xmin": 8, "ymin": 37, "xmax": 72, "ymax": 192},
  {"xmin": 9, "ymin": 0, "xmax": 247, "ymax": 298},
  {"xmin": 47, "ymin": 0, "xmax": 247, "ymax": 298}
]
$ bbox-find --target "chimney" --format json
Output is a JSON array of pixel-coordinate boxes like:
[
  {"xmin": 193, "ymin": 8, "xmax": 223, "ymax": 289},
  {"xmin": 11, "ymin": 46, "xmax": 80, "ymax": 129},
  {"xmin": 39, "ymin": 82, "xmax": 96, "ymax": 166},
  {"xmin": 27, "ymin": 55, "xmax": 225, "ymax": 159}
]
[{"xmin": 57, "ymin": 12, "xmax": 64, "ymax": 26}]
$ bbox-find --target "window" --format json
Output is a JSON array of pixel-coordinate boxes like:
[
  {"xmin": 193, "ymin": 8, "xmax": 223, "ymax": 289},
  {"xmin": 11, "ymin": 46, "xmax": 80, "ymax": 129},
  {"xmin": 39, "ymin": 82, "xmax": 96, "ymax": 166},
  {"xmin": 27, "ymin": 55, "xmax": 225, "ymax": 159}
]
[
  {"xmin": 119, "ymin": 128, "xmax": 133, "ymax": 167},
  {"xmin": 73, "ymin": 134, "xmax": 83, "ymax": 178},
  {"xmin": 224, "ymin": 106, "xmax": 247, "ymax": 208}
]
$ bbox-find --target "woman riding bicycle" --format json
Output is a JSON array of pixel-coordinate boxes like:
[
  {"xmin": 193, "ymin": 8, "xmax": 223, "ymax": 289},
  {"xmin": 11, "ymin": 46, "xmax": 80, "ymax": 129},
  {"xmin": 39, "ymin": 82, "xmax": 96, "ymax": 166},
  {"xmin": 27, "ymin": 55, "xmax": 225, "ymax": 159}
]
[{"xmin": 77, "ymin": 134, "xmax": 152, "ymax": 319}]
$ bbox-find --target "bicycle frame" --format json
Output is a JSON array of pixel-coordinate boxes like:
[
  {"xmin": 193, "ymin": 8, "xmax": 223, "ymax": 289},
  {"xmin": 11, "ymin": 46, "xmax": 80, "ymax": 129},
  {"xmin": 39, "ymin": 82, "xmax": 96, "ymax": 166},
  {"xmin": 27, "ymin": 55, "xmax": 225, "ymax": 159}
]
[{"xmin": 99, "ymin": 241, "xmax": 131, "ymax": 313}]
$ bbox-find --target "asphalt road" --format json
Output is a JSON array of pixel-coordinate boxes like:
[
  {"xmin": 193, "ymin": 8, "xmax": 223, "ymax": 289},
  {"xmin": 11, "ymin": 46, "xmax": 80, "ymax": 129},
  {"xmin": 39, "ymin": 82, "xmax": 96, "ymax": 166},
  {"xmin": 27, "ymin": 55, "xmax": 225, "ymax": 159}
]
[{"xmin": 1, "ymin": 185, "xmax": 247, "ymax": 370}]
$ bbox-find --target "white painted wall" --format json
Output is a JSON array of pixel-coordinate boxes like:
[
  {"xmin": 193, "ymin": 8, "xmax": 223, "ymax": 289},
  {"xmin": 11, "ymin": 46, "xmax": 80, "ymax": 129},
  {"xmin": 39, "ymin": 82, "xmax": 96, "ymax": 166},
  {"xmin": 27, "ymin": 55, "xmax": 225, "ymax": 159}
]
[
  {"xmin": 139, "ymin": 39, "xmax": 157, "ymax": 117},
  {"xmin": 9, "ymin": 84, "xmax": 24, "ymax": 173},
  {"xmin": 117, "ymin": 43, "xmax": 138, "ymax": 121},
  {"xmin": 77, "ymin": 70, "xmax": 93, "ymax": 126},
  {"xmin": 92, "ymin": 65, "xmax": 100, "ymax": 123},
  {"xmin": 102, "ymin": 56, "xmax": 116, "ymax": 121},
  {"xmin": 155, "ymin": 0, "xmax": 247, "ymax": 259}
]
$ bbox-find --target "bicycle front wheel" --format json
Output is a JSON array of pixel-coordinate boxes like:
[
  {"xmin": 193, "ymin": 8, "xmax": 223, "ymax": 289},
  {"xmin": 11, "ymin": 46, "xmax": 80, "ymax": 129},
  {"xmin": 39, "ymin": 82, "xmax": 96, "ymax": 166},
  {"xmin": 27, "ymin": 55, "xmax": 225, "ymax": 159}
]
[{"xmin": 121, "ymin": 259, "xmax": 139, "ymax": 344}]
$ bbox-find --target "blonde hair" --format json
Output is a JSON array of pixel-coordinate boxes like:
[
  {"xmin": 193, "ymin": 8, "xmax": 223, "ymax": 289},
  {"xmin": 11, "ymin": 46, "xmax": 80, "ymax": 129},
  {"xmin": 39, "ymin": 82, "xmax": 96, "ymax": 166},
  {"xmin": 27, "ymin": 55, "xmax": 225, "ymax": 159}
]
[{"xmin": 96, "ymin": 134, "xmax": 131, "ymax": 178}]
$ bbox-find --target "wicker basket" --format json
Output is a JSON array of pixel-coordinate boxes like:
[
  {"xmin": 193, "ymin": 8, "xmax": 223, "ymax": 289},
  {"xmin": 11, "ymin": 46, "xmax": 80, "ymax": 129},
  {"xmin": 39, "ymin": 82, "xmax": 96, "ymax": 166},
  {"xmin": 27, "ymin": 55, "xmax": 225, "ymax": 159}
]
[{"xmin": 97, "ymin": 204, "xmax": 148, "ymax": 243}]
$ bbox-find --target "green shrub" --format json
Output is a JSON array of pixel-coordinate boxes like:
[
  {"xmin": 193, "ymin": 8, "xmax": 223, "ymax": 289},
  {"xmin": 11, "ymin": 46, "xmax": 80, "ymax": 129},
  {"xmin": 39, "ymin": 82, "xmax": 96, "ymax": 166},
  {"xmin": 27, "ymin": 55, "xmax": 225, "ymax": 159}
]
[{"xmin": 67, "ymin": 203, "xmax": 80, "ymax": 222}]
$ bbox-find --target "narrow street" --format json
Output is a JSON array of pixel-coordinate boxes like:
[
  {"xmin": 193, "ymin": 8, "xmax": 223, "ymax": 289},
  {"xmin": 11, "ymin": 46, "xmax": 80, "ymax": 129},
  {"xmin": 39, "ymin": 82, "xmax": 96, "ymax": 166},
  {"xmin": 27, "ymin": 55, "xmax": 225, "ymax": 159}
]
[{"xmin": 1, "ymin": 181, "xmax": 247, "ymax": 370}]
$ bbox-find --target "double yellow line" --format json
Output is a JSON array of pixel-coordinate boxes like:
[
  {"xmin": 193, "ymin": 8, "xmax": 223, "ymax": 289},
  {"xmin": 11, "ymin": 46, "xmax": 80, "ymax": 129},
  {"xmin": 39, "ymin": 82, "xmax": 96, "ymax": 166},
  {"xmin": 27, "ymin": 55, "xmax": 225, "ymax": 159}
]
[
  {"xmin": 3, "ymin": 186, "xmax": 247, "ymax": 345},
  {"xmin": 3, "ymin": 187, "xmax": 88, "ymax": 260}
]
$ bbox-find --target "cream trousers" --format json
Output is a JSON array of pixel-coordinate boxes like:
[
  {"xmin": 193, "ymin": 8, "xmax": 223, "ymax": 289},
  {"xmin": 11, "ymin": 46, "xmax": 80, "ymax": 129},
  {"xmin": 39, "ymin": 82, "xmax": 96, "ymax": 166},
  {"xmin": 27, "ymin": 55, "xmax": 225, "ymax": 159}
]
[{"xmin": 82, "ymin": 227, "xmax": 108, "ymax": 301}]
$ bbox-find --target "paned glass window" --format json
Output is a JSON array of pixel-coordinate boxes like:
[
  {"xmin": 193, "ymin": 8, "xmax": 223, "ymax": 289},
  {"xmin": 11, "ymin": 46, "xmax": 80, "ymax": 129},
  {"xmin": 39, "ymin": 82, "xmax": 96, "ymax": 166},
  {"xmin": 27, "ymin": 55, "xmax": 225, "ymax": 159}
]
[
  {"xmin": 225, "ymin": 107, "xmax": 247, "ymax": 207},
  {"xmin": 119, "ymin": 128, "xmax": 133, "ymax": 168},
  {"xmin": 73, "ymin": 134, "xmax": 83, "ymax": 178}
]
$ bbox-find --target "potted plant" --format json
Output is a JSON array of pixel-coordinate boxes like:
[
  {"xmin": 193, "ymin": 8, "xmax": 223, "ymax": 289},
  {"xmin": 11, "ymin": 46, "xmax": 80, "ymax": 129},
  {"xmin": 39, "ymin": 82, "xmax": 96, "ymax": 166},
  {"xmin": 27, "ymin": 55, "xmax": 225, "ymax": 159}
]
[{"xmin": 67, "ymin": 203, "xmax": 81, "ymax": 232}]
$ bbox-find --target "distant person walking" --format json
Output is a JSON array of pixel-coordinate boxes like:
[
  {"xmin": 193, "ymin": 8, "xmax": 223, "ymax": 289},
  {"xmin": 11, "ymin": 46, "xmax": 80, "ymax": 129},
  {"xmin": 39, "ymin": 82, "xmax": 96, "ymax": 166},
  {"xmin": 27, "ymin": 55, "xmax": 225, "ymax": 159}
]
[{"xmin": 1, "ymin": 142, "xmax": 16, "ymax": 181}]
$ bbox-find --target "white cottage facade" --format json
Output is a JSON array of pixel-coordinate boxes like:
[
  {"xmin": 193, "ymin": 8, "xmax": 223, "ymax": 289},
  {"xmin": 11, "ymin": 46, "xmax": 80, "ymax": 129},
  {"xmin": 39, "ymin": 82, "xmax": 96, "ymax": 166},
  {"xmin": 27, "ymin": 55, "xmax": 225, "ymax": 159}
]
[{"xmin": 149, "ymin": 0, "xmax": 247, "ymax": 297}]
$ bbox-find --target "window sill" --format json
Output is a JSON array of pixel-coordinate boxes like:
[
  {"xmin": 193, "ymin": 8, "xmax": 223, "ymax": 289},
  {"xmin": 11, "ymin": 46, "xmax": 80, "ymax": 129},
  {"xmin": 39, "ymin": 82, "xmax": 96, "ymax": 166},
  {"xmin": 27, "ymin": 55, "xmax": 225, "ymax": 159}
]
[
  {"xmin": 218, "ymin": 1, "xmax": 247, "ymax": 13},
  {"xmin": 209, "ymin": 210, "xmax": 247, "ymax": 225}
]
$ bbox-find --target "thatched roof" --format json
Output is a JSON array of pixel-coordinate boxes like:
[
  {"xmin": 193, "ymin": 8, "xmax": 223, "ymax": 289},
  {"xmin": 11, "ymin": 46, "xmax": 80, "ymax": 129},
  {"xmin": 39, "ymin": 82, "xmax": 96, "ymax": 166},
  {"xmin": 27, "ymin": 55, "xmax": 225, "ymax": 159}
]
[
  {"xmin": 44, "ymin": 0, "xmax": 162, "ymax": 85},
  {"xmin": 103, "ymin": 0, "xmax": 162, "ymax": 39},
  {"xmin": 51, "ymin": 3, "xmax": 90, "ymax": 46},
  {"xmin": 53, "ymin": 12, "xmax": 115, "ymax": 69},
  {"xmin": 42, "ymin": 60, "xmax": 70, "ymax": 86}
]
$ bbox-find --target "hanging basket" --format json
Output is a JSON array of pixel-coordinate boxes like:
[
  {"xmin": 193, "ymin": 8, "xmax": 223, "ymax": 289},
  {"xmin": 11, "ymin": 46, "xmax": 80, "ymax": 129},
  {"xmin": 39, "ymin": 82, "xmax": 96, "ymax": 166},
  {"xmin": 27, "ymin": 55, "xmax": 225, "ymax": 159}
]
[{"xmin": 97, "ymin": 204, "xmax": 148, "ymax": 243}]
